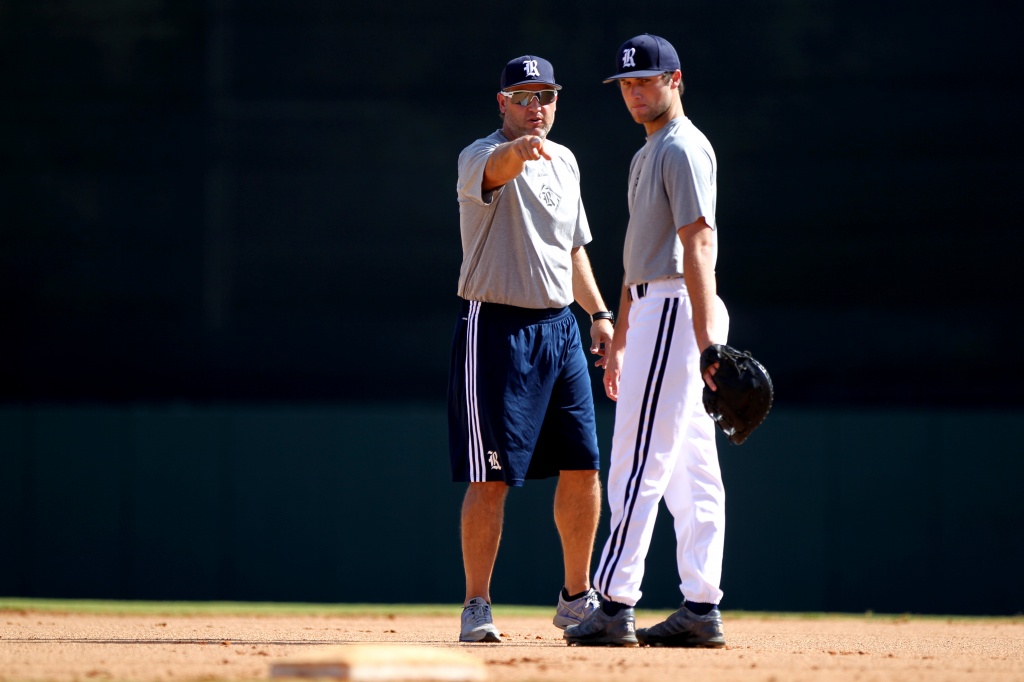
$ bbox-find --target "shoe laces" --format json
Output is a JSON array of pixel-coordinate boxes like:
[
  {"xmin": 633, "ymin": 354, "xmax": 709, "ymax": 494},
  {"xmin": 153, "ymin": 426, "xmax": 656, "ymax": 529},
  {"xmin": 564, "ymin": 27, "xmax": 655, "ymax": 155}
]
[{"xmin": 463, "ymin": 600, "xmax": 492, "ymax": 626}]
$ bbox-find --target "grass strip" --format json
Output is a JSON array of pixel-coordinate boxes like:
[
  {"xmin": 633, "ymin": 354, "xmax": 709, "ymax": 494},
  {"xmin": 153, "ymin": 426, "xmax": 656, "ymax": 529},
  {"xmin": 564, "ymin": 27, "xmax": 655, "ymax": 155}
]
[{"xmin": 1, "ymin": 598, "xmax": 1018, "ymax": 622}]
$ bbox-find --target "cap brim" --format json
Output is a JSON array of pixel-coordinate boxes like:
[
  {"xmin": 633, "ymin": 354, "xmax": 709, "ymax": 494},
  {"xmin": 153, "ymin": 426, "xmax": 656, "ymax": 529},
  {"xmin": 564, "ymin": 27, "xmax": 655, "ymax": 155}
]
[
  {"xmin": 602, "ymin": 69, "xmax": 665, "ymax": 84},
  {"xmin": 503, "ymin": 80, "xmax": 562, "ymax": 90}
]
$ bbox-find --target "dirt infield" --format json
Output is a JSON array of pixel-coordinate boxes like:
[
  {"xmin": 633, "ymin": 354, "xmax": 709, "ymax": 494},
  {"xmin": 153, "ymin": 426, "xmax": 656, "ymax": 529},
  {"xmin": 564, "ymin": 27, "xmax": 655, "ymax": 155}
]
[{"xmin": 1, "ymin": 609, "xmax": 1022, "ymax": 682}]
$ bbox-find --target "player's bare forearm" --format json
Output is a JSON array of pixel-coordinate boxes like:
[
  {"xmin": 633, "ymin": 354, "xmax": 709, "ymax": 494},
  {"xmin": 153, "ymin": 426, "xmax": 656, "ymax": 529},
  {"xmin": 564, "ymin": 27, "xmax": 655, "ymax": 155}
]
[
  {"xmin": 679, "ymin": 218, "xmax": 720, "ymax": 354},
  {"xmin": 609, "ymin": 281, "xmax": 631, "ymax": 353},
  {"xmin": 602, "ymin": 282, "xmax": 632, "ymax": 401}
]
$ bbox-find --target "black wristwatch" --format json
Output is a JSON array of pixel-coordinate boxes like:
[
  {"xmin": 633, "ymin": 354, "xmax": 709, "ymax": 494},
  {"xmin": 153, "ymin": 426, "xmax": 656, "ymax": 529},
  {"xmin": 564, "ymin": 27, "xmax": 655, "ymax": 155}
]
[{"xmin": 591, "ymin": 311, "xmax": 615, "ymax": 324}]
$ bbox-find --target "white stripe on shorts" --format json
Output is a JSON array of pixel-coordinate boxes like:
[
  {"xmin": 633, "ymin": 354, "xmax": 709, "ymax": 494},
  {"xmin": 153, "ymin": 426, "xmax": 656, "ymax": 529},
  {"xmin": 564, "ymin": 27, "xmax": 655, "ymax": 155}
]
[{"xmin": 464, "ymin": 301, "xmax": 486, "ymax": 481}]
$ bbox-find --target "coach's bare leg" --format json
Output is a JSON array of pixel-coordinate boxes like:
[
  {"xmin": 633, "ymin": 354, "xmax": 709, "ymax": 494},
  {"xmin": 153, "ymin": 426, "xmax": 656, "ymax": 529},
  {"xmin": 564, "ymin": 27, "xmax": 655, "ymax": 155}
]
[
  {"xmin": 554, "ymin": 469, "xmax": 601, "ymax": 595},
  {"xmin": 462, "ymin": 481, "xmax": 508, "ymax": 604}
]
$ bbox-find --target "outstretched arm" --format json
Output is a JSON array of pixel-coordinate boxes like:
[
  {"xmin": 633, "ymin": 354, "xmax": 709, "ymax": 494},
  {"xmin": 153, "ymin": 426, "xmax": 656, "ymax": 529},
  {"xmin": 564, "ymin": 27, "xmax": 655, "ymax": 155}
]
[{"xmin": 482, "ymin": 136, "xmax": 551, "ymax": 191}]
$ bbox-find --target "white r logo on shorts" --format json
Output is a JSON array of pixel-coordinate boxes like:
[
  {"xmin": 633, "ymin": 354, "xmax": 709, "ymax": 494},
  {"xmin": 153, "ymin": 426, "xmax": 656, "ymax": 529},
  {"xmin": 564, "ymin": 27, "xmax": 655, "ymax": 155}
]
[{"xmin": 622, "ymin": 48, "xmax": 636, "ymax": 68}]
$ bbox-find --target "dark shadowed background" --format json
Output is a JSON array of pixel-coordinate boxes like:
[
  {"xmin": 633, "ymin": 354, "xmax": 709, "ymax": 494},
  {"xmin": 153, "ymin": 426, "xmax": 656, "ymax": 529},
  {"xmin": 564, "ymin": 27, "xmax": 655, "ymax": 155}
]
[{"xmin": 2, "ymin": 1, "xmax": 1022, "ymax": 615}]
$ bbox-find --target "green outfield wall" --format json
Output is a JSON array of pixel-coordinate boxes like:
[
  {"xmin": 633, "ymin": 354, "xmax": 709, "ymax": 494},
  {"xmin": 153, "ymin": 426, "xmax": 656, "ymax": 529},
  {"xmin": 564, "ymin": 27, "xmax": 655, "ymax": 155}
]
[{"xmin": 2, "ymin": 404, "xmax": 1020, "ymax": 616}]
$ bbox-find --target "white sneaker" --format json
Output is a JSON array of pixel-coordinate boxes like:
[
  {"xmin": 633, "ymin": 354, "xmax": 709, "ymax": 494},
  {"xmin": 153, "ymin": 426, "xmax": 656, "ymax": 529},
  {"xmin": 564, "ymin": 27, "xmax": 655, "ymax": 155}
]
[
  {"xmin": 553, "ymin": 588, "xmax": 601, "ymax": 629},
  {"xmin": 460, "ymin": 597, "xmax": 501, "ymax": 642}
]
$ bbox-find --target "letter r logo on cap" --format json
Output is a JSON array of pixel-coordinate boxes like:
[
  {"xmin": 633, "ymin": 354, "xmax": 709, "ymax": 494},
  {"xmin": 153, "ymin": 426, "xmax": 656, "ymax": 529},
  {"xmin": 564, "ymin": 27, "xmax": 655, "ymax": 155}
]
[
  {"xmin": 622, "ymin": 47, "xmax": 636, "ymax": 68},
  {"xmin": 523, "ymin": 59, "xmax": 540, "ymax": 77}
]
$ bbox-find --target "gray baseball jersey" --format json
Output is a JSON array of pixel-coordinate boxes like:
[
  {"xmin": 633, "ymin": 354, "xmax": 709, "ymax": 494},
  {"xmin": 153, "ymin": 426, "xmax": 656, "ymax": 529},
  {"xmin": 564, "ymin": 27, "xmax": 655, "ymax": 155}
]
[
  {"xmin": 456, "ymin": 130, "xmax": 592, "ymax": 309},
  {"xmin": 623, "ymin": 116, "xmax": 717, "ymax": 286}
]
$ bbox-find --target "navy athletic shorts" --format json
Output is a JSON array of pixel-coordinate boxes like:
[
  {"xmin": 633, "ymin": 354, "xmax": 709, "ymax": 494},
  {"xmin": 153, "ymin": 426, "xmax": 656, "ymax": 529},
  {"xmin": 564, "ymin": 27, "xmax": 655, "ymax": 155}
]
[{"xmin": 448, "ymin": 298, "xmax": 600, "ymax": 487}]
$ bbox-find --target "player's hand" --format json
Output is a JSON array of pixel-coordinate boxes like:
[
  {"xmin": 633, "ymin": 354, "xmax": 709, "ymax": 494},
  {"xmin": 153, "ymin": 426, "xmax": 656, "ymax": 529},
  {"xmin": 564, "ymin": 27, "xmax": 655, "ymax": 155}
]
[
  {"xmin": 703, "ymin": 362, "xmax": 719, "ymax": 391},
  {"xmin": 589, "ymin": 320, "xmax": 613, "ymax": 369},
  {"xmin": 511, "ymin": 135, "xmax": 551, "ymax": 161},
  {"xmin": 603, "ymin": 348, "xmax": 625, "ymax": 402}
]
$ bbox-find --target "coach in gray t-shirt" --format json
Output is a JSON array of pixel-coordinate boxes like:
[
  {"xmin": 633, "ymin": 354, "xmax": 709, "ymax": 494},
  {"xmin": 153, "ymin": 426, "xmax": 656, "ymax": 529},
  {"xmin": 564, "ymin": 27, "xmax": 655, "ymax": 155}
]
[
  {"xmin": 449, "ymin": 55, "xmax": 615, "ymax": 645},
  {"xmin": 457, "ymin": 130, "xmax": 591, "ymax": 309}
]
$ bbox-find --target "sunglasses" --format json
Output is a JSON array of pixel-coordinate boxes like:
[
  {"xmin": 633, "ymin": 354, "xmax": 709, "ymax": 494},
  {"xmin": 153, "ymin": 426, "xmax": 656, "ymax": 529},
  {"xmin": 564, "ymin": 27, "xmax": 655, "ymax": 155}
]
[{"xmin": 501, "ymin": 89, "xmax": 558, "ymax": 107}]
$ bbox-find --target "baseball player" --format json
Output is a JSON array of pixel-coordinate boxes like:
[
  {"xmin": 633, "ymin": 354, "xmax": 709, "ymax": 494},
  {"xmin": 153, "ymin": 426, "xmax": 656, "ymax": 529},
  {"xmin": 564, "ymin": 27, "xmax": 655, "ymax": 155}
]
[
  {"xmin": 449, "ymin": 54, "xmax": 615, "ymax": 643},
  {"xmin": 565, "ymin": 34, "xmax": 731, "ymax": 648}
]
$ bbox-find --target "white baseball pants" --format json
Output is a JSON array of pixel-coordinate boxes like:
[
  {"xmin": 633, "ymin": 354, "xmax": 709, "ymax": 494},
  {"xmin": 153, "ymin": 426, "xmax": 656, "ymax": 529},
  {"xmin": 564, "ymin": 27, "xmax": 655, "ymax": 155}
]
[{"xmin": 595, "ymin": 278, "xmax": 729, "ymax": 606}]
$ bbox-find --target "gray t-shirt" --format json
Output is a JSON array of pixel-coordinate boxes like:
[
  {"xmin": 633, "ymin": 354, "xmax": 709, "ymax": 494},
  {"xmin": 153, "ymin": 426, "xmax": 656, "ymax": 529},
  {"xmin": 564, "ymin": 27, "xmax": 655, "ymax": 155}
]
[
  {"xmin": 456, "ymin": 130, "xmax": 592, "ymax": 309},
  {"xmin": 623, "ymin": 116, "xmax": 717, "ymax": 286}
]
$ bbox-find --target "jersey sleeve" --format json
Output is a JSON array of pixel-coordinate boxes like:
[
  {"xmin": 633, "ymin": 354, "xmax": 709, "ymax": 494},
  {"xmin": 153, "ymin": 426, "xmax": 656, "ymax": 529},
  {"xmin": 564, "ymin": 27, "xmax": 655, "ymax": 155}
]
[
  {"xmin": 457, "ymin": 138, "xmax": 503, "ymax": 206},
  {"xmin": 663, "ymin": 141, "xmax": 716, "ymax": 231}
]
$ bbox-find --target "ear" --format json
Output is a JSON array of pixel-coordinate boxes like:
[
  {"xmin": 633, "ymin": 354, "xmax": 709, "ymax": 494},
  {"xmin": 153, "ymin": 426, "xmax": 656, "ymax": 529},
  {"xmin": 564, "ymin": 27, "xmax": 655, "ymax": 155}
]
[{"xmin": 496, "ymin": 91, "xmax": 507, "ymax": 114}]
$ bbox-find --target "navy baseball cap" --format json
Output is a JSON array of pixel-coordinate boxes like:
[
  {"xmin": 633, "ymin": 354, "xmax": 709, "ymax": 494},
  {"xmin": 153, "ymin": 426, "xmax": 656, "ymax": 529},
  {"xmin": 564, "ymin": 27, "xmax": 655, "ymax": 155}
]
[
  {"xmin": 603, "ymin": 34, "xmax": 681, "ymax": 83},
  {"xmin": 500, "ymin": 55, "xmax": 562, "ymax": 90}
]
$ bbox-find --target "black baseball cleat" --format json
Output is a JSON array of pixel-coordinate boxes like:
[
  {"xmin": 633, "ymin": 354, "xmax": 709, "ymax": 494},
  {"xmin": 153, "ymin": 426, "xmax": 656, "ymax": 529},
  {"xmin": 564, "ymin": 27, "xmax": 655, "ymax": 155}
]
[
  {"xmin": 636, "ymin": 604, "xmax": 726, "ymax": 648},
  {"xmin": 563, "ymin": 606, "xmax": 639, "ymax": 647}
]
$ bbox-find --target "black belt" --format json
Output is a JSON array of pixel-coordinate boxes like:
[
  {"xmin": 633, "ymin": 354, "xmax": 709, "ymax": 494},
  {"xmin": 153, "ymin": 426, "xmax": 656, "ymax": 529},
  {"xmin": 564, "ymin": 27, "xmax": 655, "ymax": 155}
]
[{"xmin": 628, "ymin": 283, "xmax": 648, "ymax": 301}]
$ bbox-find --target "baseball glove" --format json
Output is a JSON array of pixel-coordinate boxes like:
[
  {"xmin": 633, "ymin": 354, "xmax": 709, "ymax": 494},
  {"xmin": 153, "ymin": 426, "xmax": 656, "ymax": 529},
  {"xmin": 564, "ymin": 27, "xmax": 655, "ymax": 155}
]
[{"xmin": 699, "ymin": 344, "xmax": 773, "ymax": 445}]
